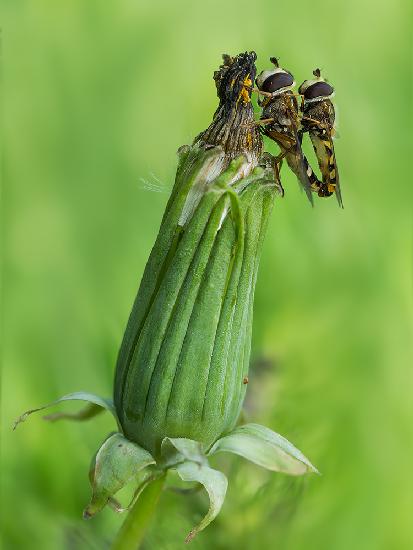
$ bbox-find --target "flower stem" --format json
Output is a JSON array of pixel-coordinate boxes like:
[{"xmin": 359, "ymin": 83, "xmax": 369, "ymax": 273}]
[{"xmin": 111, "ymin": 474, "xmax": 165, "ymax": 550}]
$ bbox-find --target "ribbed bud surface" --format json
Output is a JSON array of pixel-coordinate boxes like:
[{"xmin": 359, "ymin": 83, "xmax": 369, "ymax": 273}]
[{"xmin": 114, "ymin": 147, "xmax": 276, "ymax": 457}]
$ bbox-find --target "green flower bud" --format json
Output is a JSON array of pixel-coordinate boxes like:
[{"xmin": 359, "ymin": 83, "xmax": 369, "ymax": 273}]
[
  {"xmin": 15, "ymin": 52, "xmax": 318, "ymax": 543},
  {"xmin": 114, "ymin": 155, "xmax": 276, "ymax": 458},
  {"xmin": 113, "ymin": 52, "xmax": 275, "ymax": 458}
]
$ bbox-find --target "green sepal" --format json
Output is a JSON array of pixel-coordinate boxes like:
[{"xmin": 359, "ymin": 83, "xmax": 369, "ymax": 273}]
[
  {"xmin": 84, "ymin": 433, "xmax": 156, "ymax": 518},
  {"xmin": 174, "ymin": 460, "xmax": 227, "ymax": 543},
  {"xmin": 160, "ymin": 437, "xmax": 206, "ymax": 468},
  {"xmin": 13, "ymin": 391, "xmax": 119, "ymax": 430},
  {"xmin": 208, "ymin": 423, "xmax": 319, "ymax": 475},
  {"xmin": 160, "ymin": 436, "xmax": 228, "ymax": 541}
]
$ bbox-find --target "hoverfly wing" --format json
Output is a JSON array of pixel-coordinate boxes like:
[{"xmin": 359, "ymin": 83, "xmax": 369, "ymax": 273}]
[
  {"xmin": 283, "ymin": 97, "xmax": 315, "ymax": 205},
  {"xmin": 298, "ymin": 128, "xmax": 329, "ymax": 201},
  {"xmin": 266, "ymin": 127, "xmax": 314, "ymax": 206},
  {"xmin": 291, "ymin": 127, "xmax": 315, "ymax": 205}
]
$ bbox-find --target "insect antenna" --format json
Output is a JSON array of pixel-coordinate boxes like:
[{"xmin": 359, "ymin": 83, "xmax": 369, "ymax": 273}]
[{"xmin": 269, "ymin": 56, "xmax": 280, "ymax": 67}]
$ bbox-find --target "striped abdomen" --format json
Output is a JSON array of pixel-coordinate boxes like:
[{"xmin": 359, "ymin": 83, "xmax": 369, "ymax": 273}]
[{"xmin": 309, "ymin": 129, "xmax": 341, "ymax": 203}]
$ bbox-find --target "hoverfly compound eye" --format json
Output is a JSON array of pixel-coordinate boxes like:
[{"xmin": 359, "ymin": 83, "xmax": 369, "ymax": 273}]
[
  {"xmin": 299, "ymin": 70, "xmax": 334, "ymax": 100},
  {"xmin": 302, "ymin": 81, "xmax": 334, "ymax": 100},
  {"xmin": 255, "ymin": 69, "xmax": 294, "ymax": 93}
]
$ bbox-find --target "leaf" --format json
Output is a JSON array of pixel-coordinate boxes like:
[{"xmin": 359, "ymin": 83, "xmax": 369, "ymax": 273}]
[
  {"xmin": 13, "ymin": 391, "xmax": 119, "ymax": 430},
  {"xmin": 84, "ymin": 433, "xmax": 156, "ymax": 518},
  {"xmin": 174, "ymin": 460, "xmax": 227, "ymax": 543},
  {"xmin": 208, "ymin": 423, "xmax": 319, "ymax": 475},
  {"xmin": 43, "ymin": 402, "xmax": 105, "ymax": 422},
  {"xmin": 161, "ymin": 437, "xmax": 207, "ymax": 467}
]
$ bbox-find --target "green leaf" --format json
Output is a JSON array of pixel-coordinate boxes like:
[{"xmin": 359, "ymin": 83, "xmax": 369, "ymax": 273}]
[
  {"xmin": 84, "ymin": 433, "xmax": 156, "ymax": 518},
  {"xmin": 174, "ymin": 460, "xmax": 228, "ymax": 543},
  {"xmin": 13, "ymin": 391, "xmax": 119, "ymax": 429},
  {"xmin": 208, "ymin": 423, "xmax": 319, "ymax": 475}
]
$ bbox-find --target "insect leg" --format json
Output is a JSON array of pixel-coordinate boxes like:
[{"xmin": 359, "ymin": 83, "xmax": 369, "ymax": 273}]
[
  {"xmin": 241, "ymin": 117, "xmax": 275, "ymax": 129},
  {"xmin": 272, "ymin": 150, "xmax": 286, "ymax": 196},
  {"xmin": 301, "ymin": 116, "xmax": 327, "ymax": 129}
]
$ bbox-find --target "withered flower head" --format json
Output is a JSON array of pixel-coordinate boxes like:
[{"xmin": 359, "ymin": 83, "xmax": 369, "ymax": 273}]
[{"xmin": 194, "ymin": 51, "xmax": 262, "ymax": 167}]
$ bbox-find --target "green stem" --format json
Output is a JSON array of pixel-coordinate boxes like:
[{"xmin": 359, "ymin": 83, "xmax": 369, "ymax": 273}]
[{"xmin": 112, "ymin": 474, "xmax": 165, "ymax": 550}]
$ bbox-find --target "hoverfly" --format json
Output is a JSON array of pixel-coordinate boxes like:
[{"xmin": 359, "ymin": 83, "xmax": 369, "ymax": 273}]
[
  {"xmin": 255, "ymin": 57, "xmax": 321, "ymax": 204},
  {"xmin": 298, "ymin": 69, "xmax": 343, "ymax": 207}
]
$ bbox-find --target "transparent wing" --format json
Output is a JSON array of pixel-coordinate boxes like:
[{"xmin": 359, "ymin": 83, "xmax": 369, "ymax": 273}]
[{"xmin": 283, "ymin": 96, "xmax": 315, "ymax": 205}]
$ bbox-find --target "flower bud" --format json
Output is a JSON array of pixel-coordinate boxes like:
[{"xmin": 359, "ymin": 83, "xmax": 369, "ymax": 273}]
[
  {"xmin": 113, "ymin": 52, "xmax": 277, "ymax": 458},
  {"xmin": 15, "ymin": 53, "xmax": 317, "ymax": 542}
]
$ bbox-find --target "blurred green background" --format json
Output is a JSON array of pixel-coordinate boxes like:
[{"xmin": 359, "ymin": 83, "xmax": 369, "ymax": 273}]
[{"xmin": 2, "ymin": 0, "xmax": 412, "ymax": 548}]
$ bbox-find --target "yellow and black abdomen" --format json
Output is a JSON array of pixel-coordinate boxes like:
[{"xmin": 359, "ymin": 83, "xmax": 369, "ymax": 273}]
[{"xmin": 303, "ymin": 99, "xmax": 343, "ymax": 206}]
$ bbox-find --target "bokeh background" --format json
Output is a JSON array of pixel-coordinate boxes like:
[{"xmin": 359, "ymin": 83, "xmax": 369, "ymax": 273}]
[{"xmin": 2, "ymin": 0, "xmax": 412, "ymax": 548}]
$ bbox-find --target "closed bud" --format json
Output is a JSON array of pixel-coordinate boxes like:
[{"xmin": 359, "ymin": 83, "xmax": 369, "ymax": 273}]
[
  {"xmin": 114, "ymin": 51, "xmax": 277, "ymax": 457},
  {"xmin": 15, "ymin": 53, "xmax": 317, "ymax": 542},
  {"xmin": 114, "ymin": 151, "xmax": 276, "ymax": 457}
]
